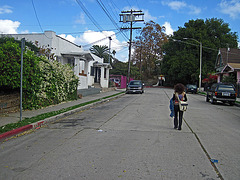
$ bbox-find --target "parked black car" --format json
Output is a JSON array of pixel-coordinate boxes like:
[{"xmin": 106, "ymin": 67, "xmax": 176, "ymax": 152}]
[
  {"xmin": 126, "ymin": 80, "xmax": 144, "ymax": 94},
  {"xmin": 206, "ymin": 83, "xmax": 237, "ymax": 105},
  {"xmin": 186, "ymin": 84, "xmax": 198, "ymax": 94}
]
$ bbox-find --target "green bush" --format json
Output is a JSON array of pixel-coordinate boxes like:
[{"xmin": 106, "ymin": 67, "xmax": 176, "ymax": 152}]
[
  {"xmin": 0, "ymin": 37, "xmax": 79, "ymax": 110},
  {"xmin": 222, "ymin": 74, "xmax": 236, "ymax": 84}
]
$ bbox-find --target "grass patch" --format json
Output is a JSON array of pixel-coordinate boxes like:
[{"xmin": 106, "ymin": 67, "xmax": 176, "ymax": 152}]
[
  {"xmin": 0, "ymin": 92, "xmax": 124, "ymax": 134},
  {"xmin": 197, "ymin": 91, "xmax": 206, "ymax": 95}
]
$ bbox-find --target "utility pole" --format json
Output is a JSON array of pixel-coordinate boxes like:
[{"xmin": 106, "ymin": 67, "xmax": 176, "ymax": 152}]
[
  {"xmin": 120, "ymin": 10, "xmax": 144, "ymax": 85},
  {"xmin": 20, "ymin": 38, "xmax": 25, "ymax": 121},
  {"xmin": 108, "ymin": 37, "xmax": 112, "ymax": 64},
  {"xmin": 139, "ymin": 44, "xmax": 142, "ymax": 80}
]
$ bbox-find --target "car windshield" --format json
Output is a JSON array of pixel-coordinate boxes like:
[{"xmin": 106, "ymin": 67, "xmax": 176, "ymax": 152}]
[
  {"xmin": 218, "ymin": 85, "xmax": 234, "ymax": 91},
  {"xmin": 130, "ymin": 81, "xmax": 141, "ymax": 85},
  {"xmin": 188, "ymin": 85, "xmax": 197, "ymax": 88}
]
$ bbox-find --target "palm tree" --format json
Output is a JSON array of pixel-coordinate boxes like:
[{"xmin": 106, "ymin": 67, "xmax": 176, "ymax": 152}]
[
  {"xmin": 112, "ymin": 50, "xmax": 116, "ymax": 57},
  {"xmin": 90, "ymin": 45, "xmax": 109, "ymax": 63}
]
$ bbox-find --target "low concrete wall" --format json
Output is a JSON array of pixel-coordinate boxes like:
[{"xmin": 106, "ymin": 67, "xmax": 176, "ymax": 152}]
[
  {"xmin": 77, "ymin": 88, "xmax": 101, "ymax": 97},
  {"xmin": 0, "ymin": 93, "xmax": 20, "ymax": 114}
]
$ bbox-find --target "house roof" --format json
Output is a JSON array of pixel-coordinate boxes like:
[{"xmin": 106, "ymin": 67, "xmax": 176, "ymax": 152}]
[
  {"xmin": 93, "ymin": 62, "xmax": 112, "ymax": 68},
  {"xmin": 228, "ymin": 63, "xmax": 240, "ymax": 70},
  {"xmin": 61, "ymin": 51, "xmax": 94, "ymax": 61},
  {"xmin": 219, "ymin": 48, "xmax": 240, "ymax": 64},
  {"xmin": 221, "ymin": 63, "xmax": 240, "ymax": 73}
]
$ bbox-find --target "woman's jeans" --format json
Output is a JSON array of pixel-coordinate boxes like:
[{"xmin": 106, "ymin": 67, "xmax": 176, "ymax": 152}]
[{"xmin": 174, "ymin": 105, "xmax": 183, "ymax": 128}]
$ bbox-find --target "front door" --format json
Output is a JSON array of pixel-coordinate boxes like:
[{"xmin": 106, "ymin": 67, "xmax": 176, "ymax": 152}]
[{"xmin": 94, "ymin": 67, "xmax": 101, "ymax": 83}]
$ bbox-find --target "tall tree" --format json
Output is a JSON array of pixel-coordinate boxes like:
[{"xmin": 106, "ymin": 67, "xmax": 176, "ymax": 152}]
[
  {"xmin": 133, "ymin": 21, "xmax": 168, "ymax": 79},
  {"xmin": 90, "ymin": 45, "xmax": 109, "ymax": 63},
  {"xmin": 162, "ymin": 18, "xmax": 238, "ymax": 85},
  {"xmin": 110, "ymin": 59, "xmax": 140, "ymax": 79}
]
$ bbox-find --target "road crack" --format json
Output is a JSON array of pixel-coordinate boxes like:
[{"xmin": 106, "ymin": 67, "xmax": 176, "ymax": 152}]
[{"xmin": 163, "ymin": 89, "xmax": 224, "ymax": 180}]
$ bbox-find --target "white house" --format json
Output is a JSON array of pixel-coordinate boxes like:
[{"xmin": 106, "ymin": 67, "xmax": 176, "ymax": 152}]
[{"xmin": 3, "ymin": 31, "xmax": 111, "ymax": 90}]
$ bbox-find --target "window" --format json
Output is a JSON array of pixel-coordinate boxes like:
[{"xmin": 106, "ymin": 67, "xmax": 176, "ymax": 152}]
[
  {"xmin": 90, "ymin": 66, "xmax": 94, "ymax": 76},
  {"xmin": 104, "ymin": 68, "xmax": 107, "ymax": 78},
  {"xmin": 130, "ymin": 81, "xmax": 141, "ymax": 85},
  {"xmin": 218, "ymin": 85, "xmax": 234, "ymax": 91}
]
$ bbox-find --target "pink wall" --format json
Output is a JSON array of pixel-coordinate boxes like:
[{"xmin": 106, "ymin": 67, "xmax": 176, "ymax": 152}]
[
  {"xmin": 110, "ymin": 75, "xmax": 134, "ymax": 89},
  {"xmin": 120, "ymin": 76, "xmax": 133, "ymax": 89}
]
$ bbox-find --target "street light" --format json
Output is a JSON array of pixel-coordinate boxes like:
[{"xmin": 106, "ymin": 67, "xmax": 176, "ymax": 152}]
[{"xmin": 183, "ymin": 38, "xmax": 202, "ymax": 91}]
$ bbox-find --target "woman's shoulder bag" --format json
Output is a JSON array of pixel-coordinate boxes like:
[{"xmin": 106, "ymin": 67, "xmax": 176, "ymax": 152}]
[{"xmin": 176, "ymin": 93, "xmax": 188, "ymax": 111}]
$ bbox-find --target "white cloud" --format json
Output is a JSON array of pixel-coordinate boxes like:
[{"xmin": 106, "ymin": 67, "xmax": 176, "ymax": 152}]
[
  {"xmin": 75, "ymin": 12, "xmax": 86, "ymax": 24},
  {"xmin": 166, "ymin": 1, "xmax": 187, "ymax": 10},
  {"xmin": 20, "ymin": 30, "xmax": 29, "ymax": 34},
  {"xmin": 0, "ymin": 5, "xmax": 13, "ymax": 14},
  {"xmin": 77, "ymin": 30, "xmax": 127, "ymax": 51},
  {"xmin": 59, "ymin": 34, "xmax": 76, "ymax": 43},
  {"xmin": 150, "ymin": 1, "xmax": 160, "ymax": 4},
  {"xmin": 163, "ymin": 22, "xmax": 174, "ymax": 36},
  {"xmin": 143, "ymin": 9, "xmax": 157, "ymax": 22},
  {"xmin": 59, "ymin": 30, "xmax": 128, "ymax": 61},
  {"xmin": 188, "ymin": 5, "xmax": 201, "ymax": 15},
  {"xmin": 161, "ymin": 1, "xmax": 201, "ymax": 15},
  {"xmin": 123, "ymin": 6, "xmax": 140, "ymax": 11},
  {"xmin": 0, "ymin": 19, "xmax": 20, "ymax": 34},
  {"xmin": 122, "ymin": 7, "xmax": 157, "ymax": 23},
  {"xmin": 219, "ymin": 0, "xmax": 240, "ymax": 19}
]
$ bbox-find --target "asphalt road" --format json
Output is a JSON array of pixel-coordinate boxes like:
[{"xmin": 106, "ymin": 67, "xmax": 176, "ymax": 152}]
[{"xmin": 0, "ymin": 88, "xmax": 239, "ymax": 180}]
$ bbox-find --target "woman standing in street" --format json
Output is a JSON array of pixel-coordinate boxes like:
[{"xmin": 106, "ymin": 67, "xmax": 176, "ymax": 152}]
[{"xmin": 172, "ymin": 83, "xmax": 187, "ymax": 130}]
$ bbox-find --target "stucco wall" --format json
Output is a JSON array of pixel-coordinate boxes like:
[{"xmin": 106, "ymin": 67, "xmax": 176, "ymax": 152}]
[
  {"xmin": 88, "ymin": 61, "xmax": 95, "ymax": 86},
  {"xmin": 100, "ymin": 67, "xmax": 109, "ymax": 88}
]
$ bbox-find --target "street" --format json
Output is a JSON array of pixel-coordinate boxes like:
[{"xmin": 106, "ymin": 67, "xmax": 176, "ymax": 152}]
[{"xmin": 0, "ymin": 88, "xmax": 240, "ymax": 180}]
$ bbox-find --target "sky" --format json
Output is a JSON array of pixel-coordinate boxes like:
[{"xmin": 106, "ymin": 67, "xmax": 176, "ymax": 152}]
[{"xmin": 0, "ymin": 0, "xmax": 240, "ymax": 62}]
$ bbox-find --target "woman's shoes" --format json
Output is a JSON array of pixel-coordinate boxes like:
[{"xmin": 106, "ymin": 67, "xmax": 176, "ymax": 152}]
[{"xmin": 174, "ymin": 126, "xmax": 181, "ymax": 130}]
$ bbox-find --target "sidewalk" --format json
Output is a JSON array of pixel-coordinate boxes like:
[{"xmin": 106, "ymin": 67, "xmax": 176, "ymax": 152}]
[{"xmin": 0, "ymin": 89, "xmax": 125, "ymax": 128}]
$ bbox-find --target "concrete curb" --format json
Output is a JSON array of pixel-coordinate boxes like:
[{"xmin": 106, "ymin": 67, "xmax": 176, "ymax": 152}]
[
  {"xmin": 0, "ymin": 124, "xmax": 32, "ymax": 140},
  {"xmin": 0, "ymin": 93, "xmax": 125, "ymax": 142}
]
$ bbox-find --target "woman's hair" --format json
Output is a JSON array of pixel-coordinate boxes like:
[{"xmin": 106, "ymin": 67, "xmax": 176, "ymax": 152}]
[{"xmin": 174, "ymin": 83, "xmax": 185, "ymax": 94}]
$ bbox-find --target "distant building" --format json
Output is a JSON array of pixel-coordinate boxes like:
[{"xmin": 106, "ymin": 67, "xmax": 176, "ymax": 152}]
[
  {"xmin": 215, "ymin": 48, "xmax": 240, "ymax": 84},
  {"xmin": 2, "ymin": 31, "xmax": 111, "ymax": 90}
]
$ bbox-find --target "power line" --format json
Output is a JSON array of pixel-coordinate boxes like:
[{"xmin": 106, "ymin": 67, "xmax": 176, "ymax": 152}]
[
  {"xmin": 75, "ymin": 0, "xmax": 104, "ymax": 32},
  {"xmin": 125, "ymin": 0, "xmax": 132, "ymax": 7},
  {"xmin": 82, "ymin": 31, "xmax": 121, "ymax": 48},
  {"xmin": 96, "ymin": 0, "xmax": 129, "ymax": 41},
  {"xmin": 105, "ymin": 1, "xmax": 130, "ymax": 41},
  {"xmin": 173, "ymin": 39, "xmax": 218, "ymax": 52},
  {"xmin": 109, "ymin": 0, "xmax": 121, "ymax": 12},
  {"xmin": 59, "ymin": 29, "xmax": 118, "ymax": 35},
  {"xmin": 31, "ymin": 0, "xmax": 43, "ymax": 32},
  {"xmin": 75, "ymin": 0, "xmax": 126, "ymax": 48},
  {"xmin": 135, "ymin": 0, "xmax": 140, "ymax": 8},
  {"xmin": 106, "ymin": 0, "xmax": 121, "ymax": 24},
  {"xmin": 31, "ymin": 0, "xmax": 52, "ymax": 39}
]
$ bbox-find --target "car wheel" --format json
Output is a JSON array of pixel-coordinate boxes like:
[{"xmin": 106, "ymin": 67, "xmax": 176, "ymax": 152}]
[
  {"xmin": 210, "ymin": 97, "xmax": 216, "ymax": 104},
  {"xmin": 206, "ymin": 95, "xmax": 209, "ymax": 102},
  {"xmin": 229, "ymin": 102, "xmax": 235, "ymax": 106}
]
